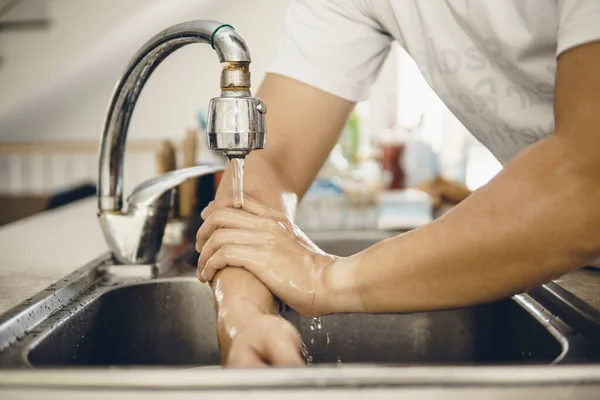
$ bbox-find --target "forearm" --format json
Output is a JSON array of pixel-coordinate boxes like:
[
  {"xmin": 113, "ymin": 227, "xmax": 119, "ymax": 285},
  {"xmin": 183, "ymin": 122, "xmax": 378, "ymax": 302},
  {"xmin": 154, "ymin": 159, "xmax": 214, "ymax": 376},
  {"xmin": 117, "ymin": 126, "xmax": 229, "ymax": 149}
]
[{"xmin": 322, "ymin": 132, "xmax": 600, "ymax": 314}]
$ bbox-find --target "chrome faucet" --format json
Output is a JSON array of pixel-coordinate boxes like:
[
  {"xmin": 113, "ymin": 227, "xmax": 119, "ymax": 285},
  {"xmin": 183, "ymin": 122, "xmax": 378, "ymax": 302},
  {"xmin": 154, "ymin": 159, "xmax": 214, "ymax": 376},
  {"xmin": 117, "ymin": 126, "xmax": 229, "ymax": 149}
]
[{"xmin": 97, "ymin": 20, "xmax": 266, "ymax": 264}]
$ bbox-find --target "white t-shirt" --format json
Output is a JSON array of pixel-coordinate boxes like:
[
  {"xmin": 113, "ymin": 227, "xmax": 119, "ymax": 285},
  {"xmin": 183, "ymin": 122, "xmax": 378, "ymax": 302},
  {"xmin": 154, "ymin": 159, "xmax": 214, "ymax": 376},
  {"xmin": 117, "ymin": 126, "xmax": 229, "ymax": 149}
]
[{"xmin": 268, "ymin": 0, "xmax": 600, "ymax": 165}]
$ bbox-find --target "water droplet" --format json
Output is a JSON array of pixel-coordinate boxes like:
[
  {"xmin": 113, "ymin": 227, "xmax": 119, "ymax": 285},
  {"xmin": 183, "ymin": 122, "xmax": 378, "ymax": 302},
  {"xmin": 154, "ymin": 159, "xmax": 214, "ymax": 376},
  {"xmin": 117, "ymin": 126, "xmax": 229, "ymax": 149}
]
[
  {"xmin": 326, "ymin": 333, "xmax": 331, "ymax": 345},
  {"xmin": 336, "ymin": 356, "xmax": 342, "ymax": 364},
  {"xmin": 310, "ymin": 337, "xmax": 315, "ymax": 345},
  {"xmin": 309, "ymin": 317, "xmax": 324, "ymax": 331}
]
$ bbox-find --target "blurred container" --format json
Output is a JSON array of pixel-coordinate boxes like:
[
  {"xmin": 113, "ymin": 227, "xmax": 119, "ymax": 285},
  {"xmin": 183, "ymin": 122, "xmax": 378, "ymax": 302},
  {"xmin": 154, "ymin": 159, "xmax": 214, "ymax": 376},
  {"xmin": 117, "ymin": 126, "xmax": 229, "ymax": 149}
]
[
  {"xmin": 340, "ymin": 154, "xmax": 388, "ymax": 207},
  {"xmin": 376, "ymin": 127, "xmax": 412, "ymax": 190},
  {"xmin": 339, "ymin": 110, "xmax": 360, "ymax": 162},
  {"xmin": 402, "ymin": 137, "xmax": 438, "ymax": 188},
  {"xmin": 381, "ymin": 144, "xmax": 406, "ymax": 189}
]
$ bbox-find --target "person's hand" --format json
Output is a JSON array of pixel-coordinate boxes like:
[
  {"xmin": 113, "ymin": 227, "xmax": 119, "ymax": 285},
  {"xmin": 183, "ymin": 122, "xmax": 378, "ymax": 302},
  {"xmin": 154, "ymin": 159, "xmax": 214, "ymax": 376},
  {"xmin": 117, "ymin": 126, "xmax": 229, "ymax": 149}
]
[
  {"xmin": 196, "ymin": 195, "xmax": 339, "ymax": 317},
  {"xmin": 224, "ymin": 314, "xmax": 304, "ymax": 367}
]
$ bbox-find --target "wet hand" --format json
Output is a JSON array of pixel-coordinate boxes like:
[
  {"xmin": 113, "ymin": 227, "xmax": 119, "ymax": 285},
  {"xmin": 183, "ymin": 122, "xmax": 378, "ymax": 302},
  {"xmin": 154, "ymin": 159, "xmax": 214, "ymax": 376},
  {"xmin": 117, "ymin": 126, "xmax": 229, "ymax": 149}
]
[
  {"xmin": 225, "ymin": 314, "xmax": 304, "ymax": 367},
  {"xmin": 196, "ymin": 195, "xmax": 338, "ymax": 317}
]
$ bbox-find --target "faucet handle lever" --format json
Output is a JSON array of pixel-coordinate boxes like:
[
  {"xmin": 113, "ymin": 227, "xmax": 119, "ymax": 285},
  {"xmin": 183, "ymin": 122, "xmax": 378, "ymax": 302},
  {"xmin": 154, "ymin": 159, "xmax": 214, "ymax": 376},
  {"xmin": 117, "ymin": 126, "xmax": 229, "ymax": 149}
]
[{"xmin": 127, "ymin": 165, "xmax": 225, "ymax": 210}]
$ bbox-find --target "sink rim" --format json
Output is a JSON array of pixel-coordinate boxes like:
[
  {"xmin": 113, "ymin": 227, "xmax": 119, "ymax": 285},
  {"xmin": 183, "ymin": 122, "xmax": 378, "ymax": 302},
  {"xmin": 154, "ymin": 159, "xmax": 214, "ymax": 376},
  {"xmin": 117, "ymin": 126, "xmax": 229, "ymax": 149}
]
[{"xmin": 1, "ymin": 364, "xmax": 600, "ymax": 390}]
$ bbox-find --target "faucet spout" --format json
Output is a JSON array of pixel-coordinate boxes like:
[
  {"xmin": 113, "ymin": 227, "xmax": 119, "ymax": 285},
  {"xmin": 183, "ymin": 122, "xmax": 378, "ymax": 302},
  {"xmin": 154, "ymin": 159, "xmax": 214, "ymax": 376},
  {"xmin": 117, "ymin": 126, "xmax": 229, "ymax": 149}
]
[
  {"xmin": 97, "ymin": 20, "xmax": 266, "ymax": 264},
  {"xmin": 98, "ymin": 20, "xmax": 253, "ymax": 213}
]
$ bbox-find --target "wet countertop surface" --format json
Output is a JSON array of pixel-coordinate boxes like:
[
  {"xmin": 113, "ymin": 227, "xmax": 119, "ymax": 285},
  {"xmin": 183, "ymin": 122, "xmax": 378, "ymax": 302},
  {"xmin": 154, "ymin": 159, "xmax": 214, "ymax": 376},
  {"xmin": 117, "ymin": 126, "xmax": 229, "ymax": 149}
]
[{"xmin": 0, "ymin": 198, "xmax": 106, "ymax": 314}]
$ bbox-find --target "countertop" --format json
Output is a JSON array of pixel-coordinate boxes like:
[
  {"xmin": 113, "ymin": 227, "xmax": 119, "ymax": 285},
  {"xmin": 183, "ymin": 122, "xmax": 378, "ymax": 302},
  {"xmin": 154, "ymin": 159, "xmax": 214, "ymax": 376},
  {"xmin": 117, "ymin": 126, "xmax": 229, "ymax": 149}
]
[{"xmin": 0, "ymin": 198, "xmax": 106, "ymax": 314}]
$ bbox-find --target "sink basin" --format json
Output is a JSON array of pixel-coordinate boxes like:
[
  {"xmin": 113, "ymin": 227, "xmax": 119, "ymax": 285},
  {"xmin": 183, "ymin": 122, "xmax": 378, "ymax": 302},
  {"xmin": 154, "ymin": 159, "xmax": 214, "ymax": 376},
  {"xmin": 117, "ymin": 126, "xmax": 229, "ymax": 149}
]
[
  {"xmin": 285, "ymin": 299, "xmax": 563, "ymax": 365},
  {"xmin": 26, "ymin": 279, "xmax": 565, "ymax": 367},
  {"xmin": 28, "ymin": 280, "xmax": 220, "ymax": 367},
  {"xmin": 0, "ymin": 230, "xmax": 596, "ymax": 368}
]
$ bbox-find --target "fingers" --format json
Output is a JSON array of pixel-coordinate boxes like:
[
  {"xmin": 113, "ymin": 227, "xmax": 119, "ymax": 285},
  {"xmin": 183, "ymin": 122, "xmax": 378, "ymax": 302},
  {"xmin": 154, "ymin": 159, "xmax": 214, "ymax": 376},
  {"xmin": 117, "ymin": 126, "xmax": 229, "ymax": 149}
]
[
  {"xmin": 226, "ymin": 336, "xmax": 303, "ymax": 368},
  {"xmin": 262, "ymin": 327, "xmax": 304, "ymax": 367},
  {"xmin": 196, "ymin": 208, "xmax": 282, "ymax": 251},
  {"xmin": 226, "ymin": 341, "xmax": 268, "ymax": 368},
  {"xmin": 196, "ymin": 229, "xmax": 273, "ymax": 271},
  {"xmin": 198, "ymin": 244, "xmax": 272, "ymax": 283},
  {"xmin": 225, "ymin": 319, "xmax": 304, "ymax": 368}
]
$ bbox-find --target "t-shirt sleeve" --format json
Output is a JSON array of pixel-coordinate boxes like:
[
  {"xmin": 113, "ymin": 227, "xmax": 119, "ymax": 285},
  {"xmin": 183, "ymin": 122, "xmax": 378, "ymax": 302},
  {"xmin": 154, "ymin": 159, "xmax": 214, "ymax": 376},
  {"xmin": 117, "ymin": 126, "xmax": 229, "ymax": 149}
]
[
  {"xmin": 557, "ymin": 0, "xmax": 600, "ymax": 56},
  {"xmin": 267, "ymin": 0, "xmax": 393, "ymax": 102}
]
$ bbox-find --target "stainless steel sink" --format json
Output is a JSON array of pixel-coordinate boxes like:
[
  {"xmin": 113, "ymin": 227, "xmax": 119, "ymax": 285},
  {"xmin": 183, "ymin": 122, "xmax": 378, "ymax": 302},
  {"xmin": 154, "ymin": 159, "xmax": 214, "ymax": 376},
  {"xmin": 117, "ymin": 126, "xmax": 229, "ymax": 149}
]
[
  {"xmin": 24, "ymin": 279, "xmax": 564, "ymax": 367},
  {"xmin": 0, "ymin": 230, "xmax": 598, "ymax": 368}
]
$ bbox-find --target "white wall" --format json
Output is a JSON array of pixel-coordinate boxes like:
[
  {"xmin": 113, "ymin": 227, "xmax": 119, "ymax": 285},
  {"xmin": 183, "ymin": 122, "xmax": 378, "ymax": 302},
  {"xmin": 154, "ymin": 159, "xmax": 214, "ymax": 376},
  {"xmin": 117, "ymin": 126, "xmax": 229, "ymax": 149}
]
[{"xmin": 0, "ymin": 0, "xmax": 291, "ymax": 142}]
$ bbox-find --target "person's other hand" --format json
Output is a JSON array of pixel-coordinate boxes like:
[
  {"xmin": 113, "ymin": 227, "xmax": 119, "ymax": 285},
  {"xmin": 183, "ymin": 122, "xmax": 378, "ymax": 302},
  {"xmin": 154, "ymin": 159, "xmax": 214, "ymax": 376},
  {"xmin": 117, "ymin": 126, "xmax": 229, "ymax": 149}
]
[
  {"xmin": 196, "ymin": 195, "xmax": 338, "ymax": 317},
  {"xmin": 224, "ymin": 313, "xmax": 304, "ymax": 367}
]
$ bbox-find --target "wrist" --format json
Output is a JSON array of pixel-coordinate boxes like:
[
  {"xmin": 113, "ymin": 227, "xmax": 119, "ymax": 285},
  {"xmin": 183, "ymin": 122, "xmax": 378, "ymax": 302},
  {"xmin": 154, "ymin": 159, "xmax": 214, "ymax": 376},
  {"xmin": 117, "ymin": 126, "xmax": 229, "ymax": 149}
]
[
  {"xmin": 314, "ymin": 256, "xmax": 364, "ymax": 315},
  {"xmin": 216, "ymin": 296, "xmax": 271, "ymax": 333},
  {"xmin": 211, "ymin": 268, "xmax": 277, "ymax": 329},
  {"xmin": 215, "ymin": 296, "xmax": 270, "ymax": 357}
]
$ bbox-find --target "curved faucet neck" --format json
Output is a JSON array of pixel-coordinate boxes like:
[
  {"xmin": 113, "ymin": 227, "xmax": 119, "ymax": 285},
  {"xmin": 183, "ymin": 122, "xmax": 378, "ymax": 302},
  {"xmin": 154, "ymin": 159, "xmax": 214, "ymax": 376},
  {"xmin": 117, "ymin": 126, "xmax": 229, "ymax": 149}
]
[{"xmin": 98, "ymin": 20, "xmax": 251, "ymax": 213}]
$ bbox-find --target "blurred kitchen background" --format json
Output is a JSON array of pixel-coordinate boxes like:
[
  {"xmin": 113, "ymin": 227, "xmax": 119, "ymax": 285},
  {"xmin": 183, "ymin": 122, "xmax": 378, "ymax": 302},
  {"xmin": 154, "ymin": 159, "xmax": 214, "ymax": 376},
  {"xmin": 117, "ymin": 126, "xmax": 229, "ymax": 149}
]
[{"xmin": 0, "ymin": 0, "xmax": 502, "ymax": 228}]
